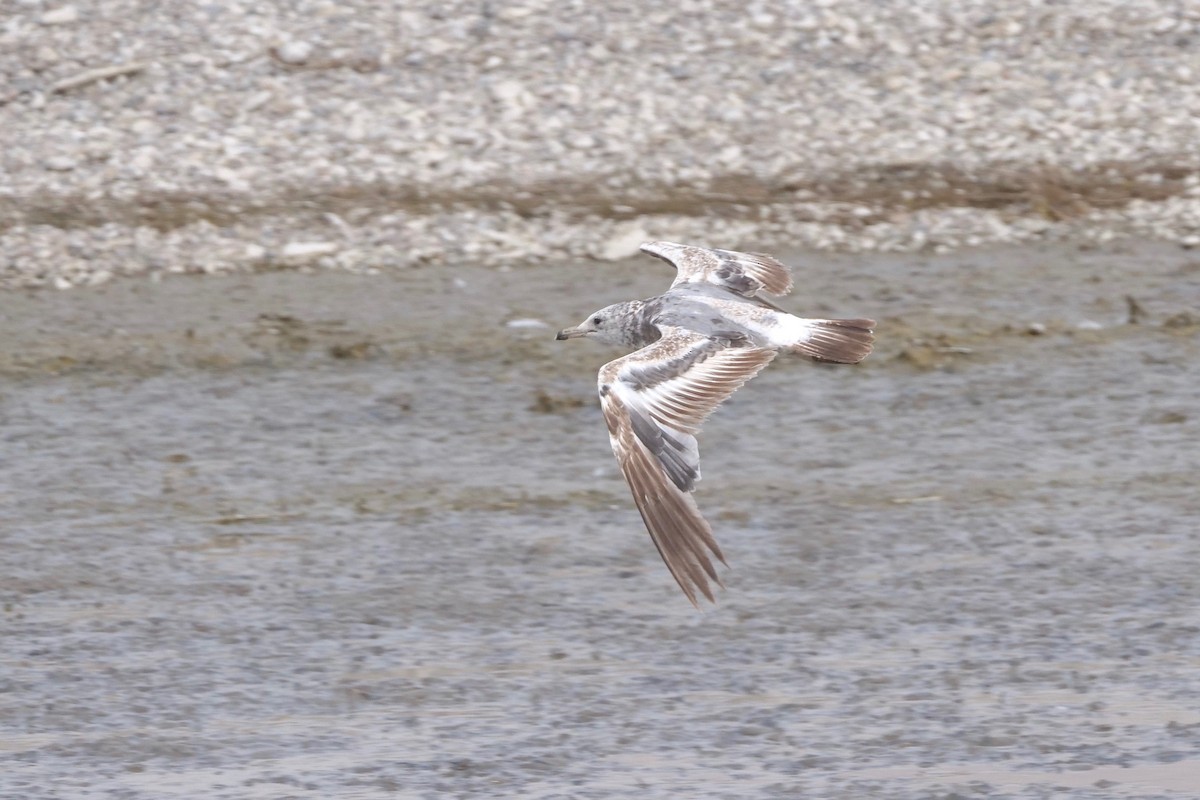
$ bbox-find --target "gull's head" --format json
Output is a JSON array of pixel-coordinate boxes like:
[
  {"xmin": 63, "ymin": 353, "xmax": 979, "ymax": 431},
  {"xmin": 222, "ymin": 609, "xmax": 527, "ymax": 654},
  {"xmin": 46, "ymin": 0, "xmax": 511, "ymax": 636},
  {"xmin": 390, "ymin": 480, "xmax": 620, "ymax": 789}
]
[{"xmin": 556, "ymin": 302, "xmax": 638, "ymax": 347}]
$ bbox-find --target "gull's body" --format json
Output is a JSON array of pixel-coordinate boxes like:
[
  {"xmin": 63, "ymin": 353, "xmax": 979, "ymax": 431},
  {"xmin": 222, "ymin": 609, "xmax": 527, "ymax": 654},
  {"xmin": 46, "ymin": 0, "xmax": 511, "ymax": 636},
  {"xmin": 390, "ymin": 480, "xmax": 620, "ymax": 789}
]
[{"xmin": 557, "ymin": 242, "xmax": 874, "ymax": 605}]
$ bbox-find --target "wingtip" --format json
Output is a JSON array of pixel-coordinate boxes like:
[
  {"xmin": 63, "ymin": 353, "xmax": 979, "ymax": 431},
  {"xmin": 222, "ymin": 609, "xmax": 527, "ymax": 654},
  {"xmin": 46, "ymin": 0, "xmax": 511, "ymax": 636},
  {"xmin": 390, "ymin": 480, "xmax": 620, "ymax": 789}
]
[
  {"xmin": 690, "ymin": 579, "xmax": 717, "ymax": 607},
  {"xmin": 741, "ymin": 250, "xmax": 794, "ymax": 296},
  {"xmin": 639, "ymin": 241, "xmax": 682, "ymax": 260}
]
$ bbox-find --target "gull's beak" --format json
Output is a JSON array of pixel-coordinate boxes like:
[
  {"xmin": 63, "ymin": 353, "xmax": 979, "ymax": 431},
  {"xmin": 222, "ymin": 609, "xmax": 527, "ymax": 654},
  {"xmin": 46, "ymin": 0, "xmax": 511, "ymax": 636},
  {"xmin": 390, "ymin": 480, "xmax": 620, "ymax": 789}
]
[{"xmin": 556, "ymin": 326, "xmax": 585, "ymax": 340}]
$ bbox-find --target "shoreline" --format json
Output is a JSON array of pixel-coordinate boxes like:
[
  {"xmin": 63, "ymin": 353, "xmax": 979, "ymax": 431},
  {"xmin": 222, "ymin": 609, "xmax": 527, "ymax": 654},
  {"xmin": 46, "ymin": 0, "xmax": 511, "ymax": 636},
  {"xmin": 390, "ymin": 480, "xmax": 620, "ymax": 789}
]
[{"xmin": 2, "ymin": 237, "xmax": 1196, "ymax": 378}]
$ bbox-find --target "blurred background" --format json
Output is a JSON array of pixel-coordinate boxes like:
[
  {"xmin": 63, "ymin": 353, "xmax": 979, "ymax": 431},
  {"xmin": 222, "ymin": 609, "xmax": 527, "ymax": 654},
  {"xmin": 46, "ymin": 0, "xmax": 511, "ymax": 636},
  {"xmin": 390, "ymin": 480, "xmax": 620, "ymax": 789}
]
[{"xmin": 3, "ymin": 1, "xmax": 1200, "ymax": 798}]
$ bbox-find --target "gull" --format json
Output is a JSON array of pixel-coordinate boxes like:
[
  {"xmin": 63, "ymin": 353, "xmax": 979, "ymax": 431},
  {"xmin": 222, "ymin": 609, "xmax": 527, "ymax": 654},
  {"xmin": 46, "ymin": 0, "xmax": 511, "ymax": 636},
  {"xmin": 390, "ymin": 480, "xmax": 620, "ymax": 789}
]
[{"xmin": 556, "ymin": 241, "xmax": 874, "ymax": 605}]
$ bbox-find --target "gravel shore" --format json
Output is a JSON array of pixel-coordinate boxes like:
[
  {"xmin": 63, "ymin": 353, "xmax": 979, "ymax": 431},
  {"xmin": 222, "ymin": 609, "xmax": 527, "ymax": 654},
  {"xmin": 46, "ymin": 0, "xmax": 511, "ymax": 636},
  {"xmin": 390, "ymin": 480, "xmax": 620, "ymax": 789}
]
[{"xmin": 3, "ymin": 0, "xmax": 1200, "ymax": 288}]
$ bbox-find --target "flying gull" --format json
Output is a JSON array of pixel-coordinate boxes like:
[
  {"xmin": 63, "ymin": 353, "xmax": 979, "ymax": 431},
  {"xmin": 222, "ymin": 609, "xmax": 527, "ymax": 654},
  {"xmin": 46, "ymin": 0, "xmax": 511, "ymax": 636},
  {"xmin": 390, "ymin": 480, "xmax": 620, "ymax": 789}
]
[{"xmin": 556, "ymin": 241, "xmax": 875, "ymax": 605}]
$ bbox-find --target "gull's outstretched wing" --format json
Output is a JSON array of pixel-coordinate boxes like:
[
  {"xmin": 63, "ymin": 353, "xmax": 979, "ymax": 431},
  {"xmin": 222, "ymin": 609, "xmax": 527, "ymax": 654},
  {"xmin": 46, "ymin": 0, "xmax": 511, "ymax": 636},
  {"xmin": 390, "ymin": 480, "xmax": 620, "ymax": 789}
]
[
  {"xmin": 640, "ymin": 241, "xmax": 795, "ymax": 298},
  {"xmin": 598, "ymin": 327, "xmax": 777, "ymax": 605}
]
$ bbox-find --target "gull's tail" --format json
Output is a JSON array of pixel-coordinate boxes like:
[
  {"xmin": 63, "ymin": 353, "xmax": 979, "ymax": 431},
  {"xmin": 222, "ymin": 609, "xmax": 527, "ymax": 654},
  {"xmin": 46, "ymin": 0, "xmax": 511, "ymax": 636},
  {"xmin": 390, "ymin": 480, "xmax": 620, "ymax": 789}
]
[{"xmin": 789, "ymin": 318, "xmax": 875, "ymax": 364}]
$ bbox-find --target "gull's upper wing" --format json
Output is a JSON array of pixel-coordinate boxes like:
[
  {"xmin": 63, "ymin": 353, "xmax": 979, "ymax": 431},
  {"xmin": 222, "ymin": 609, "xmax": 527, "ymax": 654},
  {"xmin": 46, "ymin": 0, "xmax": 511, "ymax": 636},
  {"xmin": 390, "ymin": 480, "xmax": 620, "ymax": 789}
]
[
  {"xmin": 598, "ymin": 327, "xmax": 777, "ymax": 605},
  {"xmin": 640, "ymin": 241, "xmax": 795, "ymax": 298}
]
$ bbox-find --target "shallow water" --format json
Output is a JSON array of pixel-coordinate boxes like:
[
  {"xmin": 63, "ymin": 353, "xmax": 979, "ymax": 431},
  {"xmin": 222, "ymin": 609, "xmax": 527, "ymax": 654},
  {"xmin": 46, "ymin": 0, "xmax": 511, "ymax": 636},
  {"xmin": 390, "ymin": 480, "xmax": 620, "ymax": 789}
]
[{"xmin": 2, "ymin": 241, "xmax": 1199, "ymax": 798}]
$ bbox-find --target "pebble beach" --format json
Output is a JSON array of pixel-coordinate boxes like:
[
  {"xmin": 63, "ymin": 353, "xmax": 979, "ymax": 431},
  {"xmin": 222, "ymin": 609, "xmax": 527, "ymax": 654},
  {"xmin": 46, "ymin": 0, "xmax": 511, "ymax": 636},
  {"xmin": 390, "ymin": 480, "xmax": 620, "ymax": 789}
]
[{"xmin": 3, "ymin": 0, "xmax": 1200, "ymax": 288}]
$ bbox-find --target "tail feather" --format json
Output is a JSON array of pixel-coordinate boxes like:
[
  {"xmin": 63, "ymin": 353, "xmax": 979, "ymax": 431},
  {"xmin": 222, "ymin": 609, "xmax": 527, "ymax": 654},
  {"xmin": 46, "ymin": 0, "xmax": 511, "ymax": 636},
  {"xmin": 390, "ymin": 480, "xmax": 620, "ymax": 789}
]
[{"xmin": 791, "ymin": 318, "xmax": 875, "ymax": 364}]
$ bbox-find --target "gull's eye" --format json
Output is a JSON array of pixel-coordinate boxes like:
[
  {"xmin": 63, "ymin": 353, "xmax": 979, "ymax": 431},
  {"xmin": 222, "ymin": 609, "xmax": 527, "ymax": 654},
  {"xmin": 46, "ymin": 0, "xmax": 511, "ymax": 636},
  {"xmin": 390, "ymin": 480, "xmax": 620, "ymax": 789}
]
[{"xmin": 592, "ymin": 316, "xmax": 603, "ymax": 325}]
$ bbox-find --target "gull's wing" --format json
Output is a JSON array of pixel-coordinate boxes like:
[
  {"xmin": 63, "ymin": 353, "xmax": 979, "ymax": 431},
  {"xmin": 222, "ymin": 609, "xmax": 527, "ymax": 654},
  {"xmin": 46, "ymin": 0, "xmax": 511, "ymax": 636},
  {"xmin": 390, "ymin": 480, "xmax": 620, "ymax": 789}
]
[
  {"xmin": 640, "ymin": 241, "xmax": 795, "ymax": 298},
  {"xmin": 598, "ymin": 327, "xmax": 777, "ymax": 605}
]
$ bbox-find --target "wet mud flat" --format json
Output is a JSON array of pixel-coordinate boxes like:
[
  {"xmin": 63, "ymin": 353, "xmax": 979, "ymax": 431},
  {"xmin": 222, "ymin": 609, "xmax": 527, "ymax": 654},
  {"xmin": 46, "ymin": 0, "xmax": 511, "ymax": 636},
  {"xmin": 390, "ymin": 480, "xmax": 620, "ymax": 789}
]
[{"xmin": 2, "ymin": 240, "xmax": 1199, "ymax": 798}]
